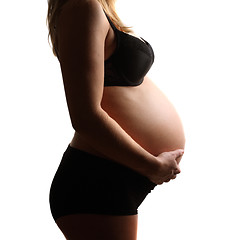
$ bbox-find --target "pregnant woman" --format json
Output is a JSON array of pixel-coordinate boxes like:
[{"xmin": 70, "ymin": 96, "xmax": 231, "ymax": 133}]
[{"xmin": 47, "ymin": 0, "xmax": 186, "ymax": 239}]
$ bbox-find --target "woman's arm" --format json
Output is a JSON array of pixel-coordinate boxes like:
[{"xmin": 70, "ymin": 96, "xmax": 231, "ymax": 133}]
[{"xmin": 56, "ymin": 1, "xmax": 182, "ymax": 181}]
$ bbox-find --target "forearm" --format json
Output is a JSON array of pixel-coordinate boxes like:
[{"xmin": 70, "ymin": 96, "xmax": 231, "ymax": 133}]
[{"xmin": 73, "ymin": 108, "xmax": 158, "ymax": 176}]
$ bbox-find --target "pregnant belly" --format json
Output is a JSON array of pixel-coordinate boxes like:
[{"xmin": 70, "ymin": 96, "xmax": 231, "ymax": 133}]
[{"xmin": 101, "ymin": 77, "xmax": 186, "ymax": 157}]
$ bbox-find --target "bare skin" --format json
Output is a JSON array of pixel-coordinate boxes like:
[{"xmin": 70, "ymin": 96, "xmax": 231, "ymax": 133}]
[
  {"xmin": 52, "ymin": 0, "xmax": 185, "ymax": 239},
  {"xmin": 56, "ymin": 214, "xmax": 138, "ymax": 240}
]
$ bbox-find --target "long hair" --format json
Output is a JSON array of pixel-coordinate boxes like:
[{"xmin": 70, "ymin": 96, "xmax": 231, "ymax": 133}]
[{"xmin": 46, "ymin": 0, "xmax": 132, "ymax": 57}]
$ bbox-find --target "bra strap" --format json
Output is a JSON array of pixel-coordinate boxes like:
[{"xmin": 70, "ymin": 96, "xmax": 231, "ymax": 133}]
[{"xmin": 103, "ymin": 10, "xmax": 117, "ymax": 31}]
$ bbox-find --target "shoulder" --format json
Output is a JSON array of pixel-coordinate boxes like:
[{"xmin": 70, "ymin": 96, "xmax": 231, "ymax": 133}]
[
  {"xmin": 58, "ymin": 0, "xmax": 108, "ymax": 32},
  {"xmin": 61, "ymin": 0, "xmax": 102, "ymax": 12}
]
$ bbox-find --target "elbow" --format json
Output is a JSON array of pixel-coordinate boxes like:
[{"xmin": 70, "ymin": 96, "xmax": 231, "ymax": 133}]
[{"xmin": 71, "ymin": 107, "xmax": 105, "ymax": 135}]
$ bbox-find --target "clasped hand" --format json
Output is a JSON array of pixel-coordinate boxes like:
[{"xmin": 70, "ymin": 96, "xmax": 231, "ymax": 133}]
[{"xmin": 148, "ymin": 149, "xmax": 184, "ymax": 185}]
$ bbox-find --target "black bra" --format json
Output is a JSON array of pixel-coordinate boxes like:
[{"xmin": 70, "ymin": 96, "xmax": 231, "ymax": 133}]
[
  {"xmin": 104, "ymin": 13, "xmax": 154, "ymax": 87},
  {"xmin": 54, "ymin": 11, "xmax": 154, "ymax": 87}
]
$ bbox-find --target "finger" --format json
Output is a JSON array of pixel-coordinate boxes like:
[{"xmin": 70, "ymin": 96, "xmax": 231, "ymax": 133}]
[
  {"xmin": 168, "ymin": 174, "xmax": 177, "ymax": 182},
  {"xmin": 174, "ymin": 166, "xmax": 181, "ymax": 174},
  {"xmin": 171, "ymin": 174, "xmax": 177, "ymax": 179},
  {"xmin": 163, "ymin": 173, "xmax": 175, "ymax": 182},
  {"xmin": 157, "ymin": 180, "xmax": 164, "ymax": 185},
  {"xmin": 171, "ymin": 149, "xmax": 184, "ymax": 159},
  {"xmin": 175, "ymin": 155, "xmax": 183, "ymax": 164},
  {"xmin": 164, "ymin": 172, "xmax": 173, "ymax": 180},
  {"xmin": 164, "ymin": 174, "xmax": 176, "ymax": 183}
]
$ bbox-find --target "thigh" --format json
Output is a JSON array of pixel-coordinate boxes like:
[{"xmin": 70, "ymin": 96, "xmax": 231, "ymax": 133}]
[{"xmin": 55, "ymin": 213, "xmax": 138, "ymax": 240}]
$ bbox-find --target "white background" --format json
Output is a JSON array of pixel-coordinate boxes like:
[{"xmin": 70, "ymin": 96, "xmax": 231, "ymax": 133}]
[{"xmin": 1, "ymin": 0, "xmax": 239, "ymax": 239}]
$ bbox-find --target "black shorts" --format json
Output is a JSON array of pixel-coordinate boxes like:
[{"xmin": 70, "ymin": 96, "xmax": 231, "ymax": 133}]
[{"xmin": 49, "ymin": 145, "xmax": 157, "ymax": 221}]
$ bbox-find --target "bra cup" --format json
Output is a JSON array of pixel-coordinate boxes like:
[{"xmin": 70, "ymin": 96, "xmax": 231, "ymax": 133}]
[
  {"xmin": 113, "ymin": 48, "xmax": 153, "ymax": 84},
  {"xmin": 104, "ymin": 11, "xmax": 154, "ymax": 87}
]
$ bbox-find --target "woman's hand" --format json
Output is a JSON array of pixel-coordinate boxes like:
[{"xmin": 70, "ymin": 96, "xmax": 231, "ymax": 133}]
[{"xmin": 147, "ymin": 149, "xmax": 184, "ymax": 185}]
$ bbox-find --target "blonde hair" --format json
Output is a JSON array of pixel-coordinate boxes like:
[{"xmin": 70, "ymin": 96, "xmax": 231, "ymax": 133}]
[{"xmin": 46, "ymin": 0, "xmax": 132, "ymax": 57}]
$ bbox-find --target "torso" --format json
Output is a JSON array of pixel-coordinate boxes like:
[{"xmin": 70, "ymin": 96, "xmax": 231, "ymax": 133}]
[{"xmin": 70, "ymin": 9, "xmax": 185, "ymax": 157}]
